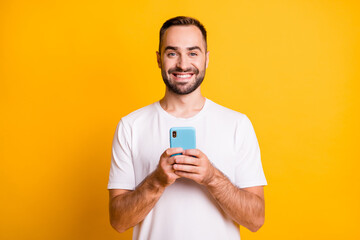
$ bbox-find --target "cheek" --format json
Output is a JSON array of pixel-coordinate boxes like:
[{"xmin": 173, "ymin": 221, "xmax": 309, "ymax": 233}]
[
  {"xmin": 162, "ymin": 60, "xmax": 176, "ymax": 71},
  {"xmin": 193, "ymin": 61, "xmax": 205, "ymax": 70}
]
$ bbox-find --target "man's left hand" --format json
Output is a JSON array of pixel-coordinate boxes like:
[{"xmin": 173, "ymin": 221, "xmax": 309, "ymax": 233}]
[{"xmin": 172, "ymin": 149, "xmax": 216, "ymax": 186}]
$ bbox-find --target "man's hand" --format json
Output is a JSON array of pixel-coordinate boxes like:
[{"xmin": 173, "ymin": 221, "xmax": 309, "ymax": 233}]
[
  {"xmin": 172, "ymin": 149, "xmax": 216, "ymax": 186},
  {"xmin": 109, "ymin": 147, "xmax": 184, "ymax": 232},
  {"xmin": 172, "ymin": 148, "xmax": 265, "ymax": 232},
  {"xmin": 152, "ymin": 147, "xmax": 184, "ymax": 187}
]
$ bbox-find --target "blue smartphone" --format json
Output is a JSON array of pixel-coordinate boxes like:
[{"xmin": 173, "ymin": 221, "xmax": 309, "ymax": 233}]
[{"xmin": 170, "ymin": 127, "xmax": 196, "ymax": 155}]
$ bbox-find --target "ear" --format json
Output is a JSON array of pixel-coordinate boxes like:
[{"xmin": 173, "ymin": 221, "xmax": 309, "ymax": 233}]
[
  {"xmin": 156, "ymin": 51, "xmax": 161, "ymax": 68},
  {"xmin": 205, "ymin": 51, "xmax": 210, "ymax": 69}
]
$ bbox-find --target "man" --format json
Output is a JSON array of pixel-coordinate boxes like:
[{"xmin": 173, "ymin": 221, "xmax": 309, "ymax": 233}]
[{"xmin": 108, "ymin": 16, "xmax": 267, "ymax": 240}]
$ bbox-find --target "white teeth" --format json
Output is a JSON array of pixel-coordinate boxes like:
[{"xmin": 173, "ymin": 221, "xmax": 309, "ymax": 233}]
[{"xmin": 176, "ymin": 74, "xmax": 191, "ymax": 78}]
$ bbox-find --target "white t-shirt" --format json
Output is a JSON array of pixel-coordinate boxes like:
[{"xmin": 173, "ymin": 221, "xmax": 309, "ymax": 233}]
[{"xmin": 108, "ymin": 98, "xmax": 267, "ymax": 240}]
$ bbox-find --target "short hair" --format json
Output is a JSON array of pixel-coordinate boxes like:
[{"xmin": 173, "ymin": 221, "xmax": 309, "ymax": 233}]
[{"xmin": 159, "ymin": 16, "xmax": 207, "ymax": 53}]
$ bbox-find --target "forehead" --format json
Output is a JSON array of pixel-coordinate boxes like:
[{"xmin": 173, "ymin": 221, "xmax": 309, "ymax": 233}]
[{"xmin": 161, "ymin": 25, "xmax": 205, "ymax": 51}]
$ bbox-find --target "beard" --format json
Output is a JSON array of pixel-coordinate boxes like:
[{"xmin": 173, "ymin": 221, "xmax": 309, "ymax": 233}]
[{"xmin": 161, "ymin": 65, "xmax": 206, "ymax": 95}]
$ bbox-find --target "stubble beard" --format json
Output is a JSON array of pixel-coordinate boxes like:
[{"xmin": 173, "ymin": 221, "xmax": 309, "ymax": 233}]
[{"xmin": 161, "ymin": 66, "xmax": 206, "ymax": 95}]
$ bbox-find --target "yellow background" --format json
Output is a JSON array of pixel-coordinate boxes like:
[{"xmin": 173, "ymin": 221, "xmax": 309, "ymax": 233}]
[{"xmin": 1, "ymin": 0, "xmax": 359, "ymax": 239}]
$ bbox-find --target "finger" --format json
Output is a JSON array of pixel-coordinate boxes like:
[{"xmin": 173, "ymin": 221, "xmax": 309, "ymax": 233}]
[
  {"xmin": 174, "ymin": 155, "xmax": 198, "ymax": 166},
  {"xmin": 167, "ymin": 156, "xmax": 177, "ymax": 165},
  {"xmin": 183, "ymin": 149, "xmax": 203, "ymax": 158},
  {"xmin": 173, "ymin": 163, "xmax": 199, "ymax": 173},
  {"xmin": 174, "ymin": 171, "xmax": 199, "ymax": 182},
  {"xmin": 162, "ymin": 147, "xmax": 184, "ymax": 158}
]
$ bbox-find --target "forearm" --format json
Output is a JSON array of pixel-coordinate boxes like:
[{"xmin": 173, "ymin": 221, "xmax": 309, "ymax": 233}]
[
  {"xmin": 206, "ymin": 169, "xmax": 265, "ymax": 232},
  {"xmin": 109, "ymin": 172, "xmax": 165, "ymax": 232}
]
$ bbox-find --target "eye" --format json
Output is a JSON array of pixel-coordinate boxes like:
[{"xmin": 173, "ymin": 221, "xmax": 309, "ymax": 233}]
[
  {"xmin": 189, "ymin": 52, "xmax": 198, "ymax": 57},
  {"xmin": 167, "ymin": 52, "xmax": 177, "ymax": 57}
]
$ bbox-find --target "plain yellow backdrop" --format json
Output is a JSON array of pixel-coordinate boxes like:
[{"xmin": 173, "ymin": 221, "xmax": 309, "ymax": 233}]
[{"xmin": 1, "ymin": 0, "xmax": 359, "ymax": 239}]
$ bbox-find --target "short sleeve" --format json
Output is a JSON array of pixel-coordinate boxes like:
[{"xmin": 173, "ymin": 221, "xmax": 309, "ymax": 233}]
[
  {"xmin": 107, "ymin": 119, "xmax": 136, "ymax": 190},
  {"xmin": 234, "ymin": 115, "xmax": 267, "ymax": 188}
]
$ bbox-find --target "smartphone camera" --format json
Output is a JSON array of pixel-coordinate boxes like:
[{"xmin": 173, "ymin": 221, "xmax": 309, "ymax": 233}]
[{"xmin": 172, "ymin": 131, "xmax": 177, "ymax": 138}]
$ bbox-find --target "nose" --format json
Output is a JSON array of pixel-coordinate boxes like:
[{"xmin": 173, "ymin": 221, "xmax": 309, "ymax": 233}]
[{"xmin": 176, "ymin": 55, "xmax": 189, "ymax": 71}]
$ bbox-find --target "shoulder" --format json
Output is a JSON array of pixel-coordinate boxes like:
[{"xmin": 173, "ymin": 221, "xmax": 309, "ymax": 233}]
[
  {"xmin": 206, "ymin": 99, "xmax": 249, "ymax": 123},
  {"xmin": 119, "ymin": 102, "xmax": 158, "ymax": 127}
]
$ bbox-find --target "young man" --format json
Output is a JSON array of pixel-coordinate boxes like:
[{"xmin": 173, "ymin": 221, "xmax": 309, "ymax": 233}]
[{"xmin": 108, "ymin": 16, "xmax": 267, "ymax": 240}]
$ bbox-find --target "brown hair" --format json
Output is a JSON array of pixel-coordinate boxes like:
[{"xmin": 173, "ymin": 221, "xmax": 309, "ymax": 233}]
[{"xmin": 159, "ymin": 16, "xmax": 207, "ymax": 53}]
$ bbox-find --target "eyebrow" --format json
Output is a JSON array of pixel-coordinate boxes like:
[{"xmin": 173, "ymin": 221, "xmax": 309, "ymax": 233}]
[
  {"xmin": 164, "ymin": 46, "xmax": 203, "ymax": 52},
  {"xmin": 188, "ymin": 46, "xmax": 202, "ymax": 52},
  {"xmin": 164, "ymin": 46, "xmax": 178, "ymax": 51}
]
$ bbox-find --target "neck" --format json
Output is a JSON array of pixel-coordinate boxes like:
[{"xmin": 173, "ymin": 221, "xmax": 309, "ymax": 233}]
[{"xmin": 159, "ymin": 88, "xmax": 206, "ymax": 118}]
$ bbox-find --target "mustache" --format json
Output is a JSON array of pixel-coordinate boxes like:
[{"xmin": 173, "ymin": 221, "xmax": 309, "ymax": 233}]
[{"xmin": 168, "ymin": 67, "xmax": 199, "ymax": 74}]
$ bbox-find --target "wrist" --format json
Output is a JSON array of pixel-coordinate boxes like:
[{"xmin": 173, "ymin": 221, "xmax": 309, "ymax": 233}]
[
  {"xmin": 145, "ymin": 171, "xmax": 166, "ymax": 193},
  {"xmin": 206, "ymin": 168, "xmax": 227, "ymax": 189}
]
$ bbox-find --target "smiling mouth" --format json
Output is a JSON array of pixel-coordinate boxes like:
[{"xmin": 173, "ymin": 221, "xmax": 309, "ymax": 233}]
[{"xmin": 172, "ymin": 73, "xmax": 194, "ymax": 80}]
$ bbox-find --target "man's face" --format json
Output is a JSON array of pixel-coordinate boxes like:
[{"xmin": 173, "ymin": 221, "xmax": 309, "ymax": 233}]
[{"xmin": 157, "ymin": 25, "xmax": 209, "ymax": 95}]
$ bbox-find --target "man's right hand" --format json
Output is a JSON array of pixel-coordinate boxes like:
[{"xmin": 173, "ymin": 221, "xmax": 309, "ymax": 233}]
[
  {"xmin": 152, "ymin": 147, "xmax": 184, "ymax": 187},
  {"xmin": 109, "ymin": 147, "xmax": 184, "ymax": 233}
]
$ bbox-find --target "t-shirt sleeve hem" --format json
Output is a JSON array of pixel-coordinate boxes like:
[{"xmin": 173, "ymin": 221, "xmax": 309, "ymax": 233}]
[
  {"xmin": 235, "ymin": 180, "xmax": 267, "ymax": 189},
  {"xmin": 107, "ymin": 183, "xmax": 135, "ymax": 190}
]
